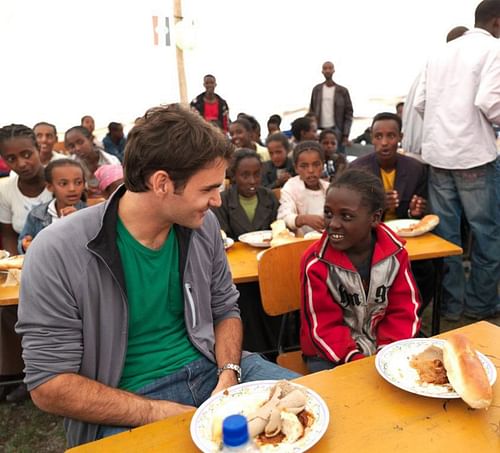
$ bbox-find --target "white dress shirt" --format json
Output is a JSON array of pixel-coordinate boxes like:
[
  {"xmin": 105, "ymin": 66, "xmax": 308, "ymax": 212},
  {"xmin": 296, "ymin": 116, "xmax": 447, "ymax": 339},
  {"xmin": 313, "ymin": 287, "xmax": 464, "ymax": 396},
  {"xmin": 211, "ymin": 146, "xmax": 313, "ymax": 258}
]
[{"xmin": 413, "ymin": 28, "xmax": 500, "ymax": 169}]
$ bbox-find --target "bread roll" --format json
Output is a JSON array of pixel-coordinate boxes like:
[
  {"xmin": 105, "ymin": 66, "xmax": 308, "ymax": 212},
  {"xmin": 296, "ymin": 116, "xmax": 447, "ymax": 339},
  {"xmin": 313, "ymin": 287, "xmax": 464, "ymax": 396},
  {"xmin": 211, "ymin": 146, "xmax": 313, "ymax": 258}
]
[
  {"xmin": 398, "ymin": 214, "xmax": 440, "ymax": 235},
  {"xmin": 0, "ymin": 255, "xmax": 24, "ymax": 270},
  {"xmin": 442, "ymin": 334, "xmax": 492, "ymax": 409}
]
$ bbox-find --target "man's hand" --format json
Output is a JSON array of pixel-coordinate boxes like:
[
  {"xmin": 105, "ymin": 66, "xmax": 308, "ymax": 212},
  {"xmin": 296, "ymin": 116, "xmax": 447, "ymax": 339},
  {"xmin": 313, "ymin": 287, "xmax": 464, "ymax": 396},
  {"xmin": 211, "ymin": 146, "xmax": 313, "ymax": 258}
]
[
  {"xmin": 296, "ymin": 214, "xmax": 325, "ymax": 232},
  {"xmin": 385, "ymin": 190, "xmax": 399, "ymax": 210},
  {"xmin": 409, "ymin": 195, "xmax": 427, "ymax": 218},
  {"xmin": 211, "ymin": 369, "xmax": 238, "ymax": 396},
  {"xmin": 21, "ymin": 235, "xmax": 33, "ymax": 252}
]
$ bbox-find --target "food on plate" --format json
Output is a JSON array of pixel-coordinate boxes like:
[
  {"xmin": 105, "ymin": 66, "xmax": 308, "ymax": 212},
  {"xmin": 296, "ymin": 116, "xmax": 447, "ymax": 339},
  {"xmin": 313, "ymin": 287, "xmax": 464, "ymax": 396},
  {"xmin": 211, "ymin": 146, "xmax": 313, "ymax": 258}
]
[
  {"xmin": 246, "ymin": 381, "xmax": 314, "ymax": 447},
  {"xmin": 410, "ymin": 345, "xmax": 449, "ymax": 385},
  {"xmin": 270, "ymin": 220, "xmax": 295, "ymax": 247},
  {"xmin": 0, "ymin": 255, "xmax": 24, "ymax": 271},
  {"xmin": 409, "ymin": 335, "xmax": 493, "ymax": 408},
  {"xmin": 396, "ymin": 214, "xmax": 439, "ymax": 235},
  {"xmin": 442, "ymin": 334, "xmax": 493, "ymax": 409}
]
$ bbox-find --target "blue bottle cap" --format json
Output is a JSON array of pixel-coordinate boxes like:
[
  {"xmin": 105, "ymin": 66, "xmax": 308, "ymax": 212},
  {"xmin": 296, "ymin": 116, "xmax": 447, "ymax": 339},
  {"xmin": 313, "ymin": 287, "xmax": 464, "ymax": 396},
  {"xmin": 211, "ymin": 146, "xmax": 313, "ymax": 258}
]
[{"xmin": 222, "ymin": 414, "xmax": 250, "ymax": 447}]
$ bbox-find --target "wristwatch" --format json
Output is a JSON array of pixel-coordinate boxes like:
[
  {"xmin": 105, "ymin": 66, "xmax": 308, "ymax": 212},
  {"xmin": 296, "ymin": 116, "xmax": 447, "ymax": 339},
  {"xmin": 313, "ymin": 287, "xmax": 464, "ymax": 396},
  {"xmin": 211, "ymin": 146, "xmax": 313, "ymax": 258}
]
[{"xmin": 217, "ymin": 363, "xmax": 242, "ymax": 383}]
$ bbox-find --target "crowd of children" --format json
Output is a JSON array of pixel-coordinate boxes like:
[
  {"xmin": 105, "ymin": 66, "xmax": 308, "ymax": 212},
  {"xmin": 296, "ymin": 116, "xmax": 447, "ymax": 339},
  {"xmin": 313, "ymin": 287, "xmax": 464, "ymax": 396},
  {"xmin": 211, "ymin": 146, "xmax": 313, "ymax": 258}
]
[{"xmin": 0, "ymin": 102, "xmax": 435, "ymax": 399}]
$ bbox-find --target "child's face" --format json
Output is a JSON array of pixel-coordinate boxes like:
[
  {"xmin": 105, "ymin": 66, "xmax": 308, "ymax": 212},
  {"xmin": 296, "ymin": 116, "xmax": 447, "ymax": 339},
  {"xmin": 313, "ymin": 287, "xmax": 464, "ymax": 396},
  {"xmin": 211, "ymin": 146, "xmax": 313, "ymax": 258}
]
[
  {"xmin": 0, "ymin": 137, "xmax": 42, "ymax": 180},
  {"xmin": 371, "ymin": 119, "xmax": 402, "ymax": 167},
  {"xmin": 324, "ymin": 186, "xmax": 381, "ymax": 254},
  {"xmin": 267, "ymin": 123, "xmax": 279, "ymax": 135},
  {"xmin": 267, "ymin": 141, "xmax": 287, "ymax": 168},
  {"xmin": 48, "ymin": 165, "xmax": 85, "ymax": 207},
  {"xmin": 234, "ymin": 157, "xmax": 261, "ymax": 198},
  {"xmin": 34, "ymin": 125, "xmax": 57, "ymax": 156},
  {"xmin": 301, "ymin": 123, "xmax": 318, "ymax": 141},
  {"xmin": 320, "ymin": 133, "xmax": 337, "ymax": 159},
  {"xmin": 82, "ymin": 116, "xmax": 95, "ymax": 134},
  {"xmin": 229, "ymin": 123, "xmax": 252, "ymax": 148},
  {"xmin": 295, "ymin": 149, "xmax": 323, "ymax": 190},
  {"xmin": 65, "ymin": 130, "xmax": 94, "ymax": 160}
]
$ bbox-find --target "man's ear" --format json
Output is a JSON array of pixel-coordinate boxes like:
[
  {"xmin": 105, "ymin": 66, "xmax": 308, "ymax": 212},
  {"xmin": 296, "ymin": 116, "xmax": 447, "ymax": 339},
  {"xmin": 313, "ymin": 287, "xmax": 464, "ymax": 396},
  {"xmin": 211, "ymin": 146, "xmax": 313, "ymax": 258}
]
[{"xmin": 148, "ymin": 170, "xmax": 171, "ymax": 195}]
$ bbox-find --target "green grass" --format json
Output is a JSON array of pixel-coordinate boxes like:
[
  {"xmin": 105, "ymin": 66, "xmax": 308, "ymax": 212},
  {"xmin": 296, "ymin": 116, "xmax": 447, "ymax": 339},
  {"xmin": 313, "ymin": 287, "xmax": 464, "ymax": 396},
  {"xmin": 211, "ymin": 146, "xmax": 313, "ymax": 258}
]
[{"xmin": 0, "ymin": 399, "xmax": 66, "ymax": 452}]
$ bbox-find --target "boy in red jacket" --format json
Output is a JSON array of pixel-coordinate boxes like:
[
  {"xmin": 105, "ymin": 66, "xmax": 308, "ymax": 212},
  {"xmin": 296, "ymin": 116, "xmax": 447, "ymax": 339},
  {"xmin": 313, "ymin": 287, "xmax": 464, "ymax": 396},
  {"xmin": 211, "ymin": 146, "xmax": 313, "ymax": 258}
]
[{"xmin": 300, "ymin": 169, "xmax": 421, "ymax": 372}]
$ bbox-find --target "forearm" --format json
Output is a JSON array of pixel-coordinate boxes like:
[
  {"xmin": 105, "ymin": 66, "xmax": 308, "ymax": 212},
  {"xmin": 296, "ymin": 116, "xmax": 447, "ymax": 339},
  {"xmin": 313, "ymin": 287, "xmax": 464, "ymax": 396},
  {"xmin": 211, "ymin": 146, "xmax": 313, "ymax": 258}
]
[
  {"xmin": 214, "ymin": 317, "xmax": 243, "ymax": 368},
  {"xmin": 31, "ymin": 373, "xmax": 193, "ymax": 426}
]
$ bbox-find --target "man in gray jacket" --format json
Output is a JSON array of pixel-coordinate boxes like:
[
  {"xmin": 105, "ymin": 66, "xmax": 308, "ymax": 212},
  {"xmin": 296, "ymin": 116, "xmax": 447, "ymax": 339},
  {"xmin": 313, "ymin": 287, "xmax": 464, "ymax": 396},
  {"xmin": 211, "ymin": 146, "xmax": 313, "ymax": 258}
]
[{"xmin": 16, "ymin": 105, "xmax": 298, "ymax": 448}]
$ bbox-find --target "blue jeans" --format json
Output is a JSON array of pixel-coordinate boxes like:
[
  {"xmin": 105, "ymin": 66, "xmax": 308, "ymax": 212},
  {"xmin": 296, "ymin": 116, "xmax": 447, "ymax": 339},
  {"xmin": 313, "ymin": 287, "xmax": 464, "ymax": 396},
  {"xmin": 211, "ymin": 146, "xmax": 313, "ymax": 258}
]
[
  {"xmin": 428, "ymin": 163, "xmax": 500, "ymax": 318},
  {"xmin": 96, "ymin": 354, "xmax": 300, "ymax": 440},
  {"xmin": 304, "ymin": 356, "xmax": 336, "ymax": 373}
]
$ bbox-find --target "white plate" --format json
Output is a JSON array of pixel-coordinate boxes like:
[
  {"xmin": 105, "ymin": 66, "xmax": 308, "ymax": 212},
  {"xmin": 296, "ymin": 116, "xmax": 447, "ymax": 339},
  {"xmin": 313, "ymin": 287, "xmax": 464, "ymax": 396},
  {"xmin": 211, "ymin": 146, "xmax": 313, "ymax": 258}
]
[
  {"xmin": 375, "ymin": 338, "xmax": 497, "ymax": 398},
  {"xmin": 190, "ymin": 380, "xmax": 330, "ymax": 452},
  {"xmin": 238, "ymin": 230, "xmax": 273, "ymax": 248},
  {"xmin": 0, "ymin": 250, "xmax": 10, "ymax": 260},
  {"xmin": 224, "ymin": 237, "xmax": 235, "ymax": 250},
  {"xmin": 384, "ymin": 219, "xmax": 436, "ymax": 237}
]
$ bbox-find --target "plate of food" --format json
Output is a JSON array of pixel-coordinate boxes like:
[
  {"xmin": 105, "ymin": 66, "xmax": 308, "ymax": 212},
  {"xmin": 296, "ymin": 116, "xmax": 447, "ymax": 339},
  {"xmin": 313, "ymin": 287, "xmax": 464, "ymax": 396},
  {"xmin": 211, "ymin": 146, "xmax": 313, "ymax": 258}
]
[
  {"xmin": 375, "ymin": 336, "xmax": 496, "ymax": 407},
  {"xmin": 238, "ymin": 230, "xmax": 273, "ymax": 248},
  {"xmin": 0, "ymin": 254, "xmax": 24, "ymax": 270},
  {"xmin": 384, "ymin": 214, "xmax": 439, "ymax": 237},
  {"xmin": 190, "ymin": 380, "xmax": 329, "ymax": 452}
]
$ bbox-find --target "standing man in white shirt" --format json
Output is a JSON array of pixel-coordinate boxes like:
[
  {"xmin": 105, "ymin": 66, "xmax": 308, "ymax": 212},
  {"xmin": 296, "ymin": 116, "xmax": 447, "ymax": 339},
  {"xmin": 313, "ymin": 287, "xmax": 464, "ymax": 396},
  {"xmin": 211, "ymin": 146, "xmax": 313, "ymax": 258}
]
[
  {"xmin": 414, "ymin": 0, "xmax": 500, "ymax": 321},
  {"xmin": 309, "ymin": 61, "xmax": 353, "ymax": 154}
]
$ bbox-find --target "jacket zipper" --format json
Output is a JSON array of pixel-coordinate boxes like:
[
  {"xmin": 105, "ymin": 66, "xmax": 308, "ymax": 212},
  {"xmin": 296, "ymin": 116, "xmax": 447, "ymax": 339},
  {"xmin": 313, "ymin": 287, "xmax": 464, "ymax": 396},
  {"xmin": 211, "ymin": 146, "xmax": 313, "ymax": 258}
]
[{"xmin": 185, "ymin": 282, "xmax": 197, "ymax": 329}]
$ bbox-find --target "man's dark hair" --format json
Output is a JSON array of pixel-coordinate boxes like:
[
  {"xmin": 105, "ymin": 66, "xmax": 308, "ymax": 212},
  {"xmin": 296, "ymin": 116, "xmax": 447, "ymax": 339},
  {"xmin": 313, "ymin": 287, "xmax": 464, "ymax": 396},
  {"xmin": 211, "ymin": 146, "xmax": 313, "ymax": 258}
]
[
  {"xmin": 475, "ymin": 0, "xmax": 500, "ymax": 26},
  {"xmin": 291, "ymin": 116, "xmax": 313, "ymax": 141},
  {"xmin": 329, "ymin": 168, "xmax": 385, "ymax": 213},
  {"xmin": 0, "ymin": 124, "xmax": 38, "ymax": 153},
  {"xmin": 292, "ymin": 140, "xmax": 324, "ymax": 164},
  {"xmin": 266, "ymin": 132, "xmax": 290, "ymax": 151},
  {"xmin": 203, "ymin": 74, "xmax": 216, "ymax": 81},
  {"xmin": 33, "ymin": 122, "xmax": 58, "ymax": 138},
  {"xmin": 124, "ymin": 104, "xmax": 234, "ymax": 193},
  {"xmin": 371, "ymin": 112, "xmax": 402, "ymax": 133}
]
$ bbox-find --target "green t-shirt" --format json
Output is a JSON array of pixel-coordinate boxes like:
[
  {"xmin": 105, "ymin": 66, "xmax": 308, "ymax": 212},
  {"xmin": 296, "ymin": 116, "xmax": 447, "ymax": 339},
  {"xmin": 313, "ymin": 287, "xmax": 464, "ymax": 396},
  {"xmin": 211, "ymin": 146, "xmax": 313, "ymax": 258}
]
[
  {"xmin": 117, "ymin": 219, "xmax": 201, "ymax": 392},
  {"xmin": 239, "ymin": 194, "xmax": 258, "ymax": 223}
]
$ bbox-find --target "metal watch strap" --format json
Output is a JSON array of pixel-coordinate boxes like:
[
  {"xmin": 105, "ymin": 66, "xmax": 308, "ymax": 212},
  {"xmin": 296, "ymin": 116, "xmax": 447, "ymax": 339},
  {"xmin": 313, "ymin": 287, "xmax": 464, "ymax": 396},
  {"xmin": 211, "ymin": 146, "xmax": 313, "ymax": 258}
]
[{"xmin": 217, "ymin": 363, "xmax": 242, "ymax": 383}]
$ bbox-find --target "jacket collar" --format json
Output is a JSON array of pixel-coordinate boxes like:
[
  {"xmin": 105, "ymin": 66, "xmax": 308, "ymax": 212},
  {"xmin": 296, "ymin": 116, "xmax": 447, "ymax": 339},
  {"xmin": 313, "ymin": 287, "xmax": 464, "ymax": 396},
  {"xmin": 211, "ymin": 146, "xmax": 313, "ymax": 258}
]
[
  {"xmin": 87, "ymin": 186, "xmax": 192, "ymax": 290},
  {"xmin": 315, "ymin": 223, "xmax": 405, "ymax": 271}
]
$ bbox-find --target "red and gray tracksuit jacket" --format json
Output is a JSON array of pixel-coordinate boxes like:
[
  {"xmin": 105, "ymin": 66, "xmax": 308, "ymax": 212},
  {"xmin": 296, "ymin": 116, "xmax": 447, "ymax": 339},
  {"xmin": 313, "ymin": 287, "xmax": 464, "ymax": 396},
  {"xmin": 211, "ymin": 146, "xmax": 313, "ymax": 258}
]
[{"xmin": 300, "ymin": 223, "xmax": 421, "ymax": 365}]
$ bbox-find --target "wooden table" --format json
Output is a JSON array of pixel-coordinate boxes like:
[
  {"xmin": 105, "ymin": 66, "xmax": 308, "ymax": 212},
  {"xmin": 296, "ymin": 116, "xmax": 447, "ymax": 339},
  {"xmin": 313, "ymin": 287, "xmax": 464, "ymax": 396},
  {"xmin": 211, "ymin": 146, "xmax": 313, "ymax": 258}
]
[
  {"xmin": 228, "ymin": 232, "xmax": 462, "ymax": 284},
  {"xmin": 67, "ymin": 321, "xmax": 500, "ymax": 453},
  {"xmin": 0, "ymin": 284, "xmax": 20, "ymax": 306}
]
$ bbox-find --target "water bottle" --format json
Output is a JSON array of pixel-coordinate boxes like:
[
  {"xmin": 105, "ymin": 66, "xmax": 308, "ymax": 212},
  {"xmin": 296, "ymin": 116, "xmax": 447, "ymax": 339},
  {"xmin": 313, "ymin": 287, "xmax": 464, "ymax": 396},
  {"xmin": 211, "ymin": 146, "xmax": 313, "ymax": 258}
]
[{"xmin": 221, "ymin": 414, "xmax": 259, "ymax": 452}]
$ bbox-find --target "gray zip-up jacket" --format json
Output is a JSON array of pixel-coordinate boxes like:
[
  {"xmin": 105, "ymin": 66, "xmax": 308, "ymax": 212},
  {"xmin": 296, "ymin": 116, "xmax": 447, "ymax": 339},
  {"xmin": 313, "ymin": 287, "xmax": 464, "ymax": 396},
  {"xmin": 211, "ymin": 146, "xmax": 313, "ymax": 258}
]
[{"xmin": 16, "ymin": 185, "xmax": 241, "ymax": 447}]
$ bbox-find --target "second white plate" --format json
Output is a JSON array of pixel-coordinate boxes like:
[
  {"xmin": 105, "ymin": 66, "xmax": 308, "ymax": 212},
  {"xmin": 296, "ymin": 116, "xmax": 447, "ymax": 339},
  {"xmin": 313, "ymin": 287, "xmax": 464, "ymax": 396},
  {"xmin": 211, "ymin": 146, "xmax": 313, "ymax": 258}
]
[{"xmin": 375, "ymin": 338, "xmax": 497, "ymax": 398}]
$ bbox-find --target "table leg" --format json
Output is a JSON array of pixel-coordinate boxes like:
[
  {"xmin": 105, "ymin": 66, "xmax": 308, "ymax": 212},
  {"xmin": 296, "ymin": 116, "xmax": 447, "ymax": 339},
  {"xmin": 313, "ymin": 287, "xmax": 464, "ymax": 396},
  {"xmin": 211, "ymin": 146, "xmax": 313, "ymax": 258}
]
[{"xmin": 431, "ymin": 257, "xmax": 443, "ymax": 336}]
